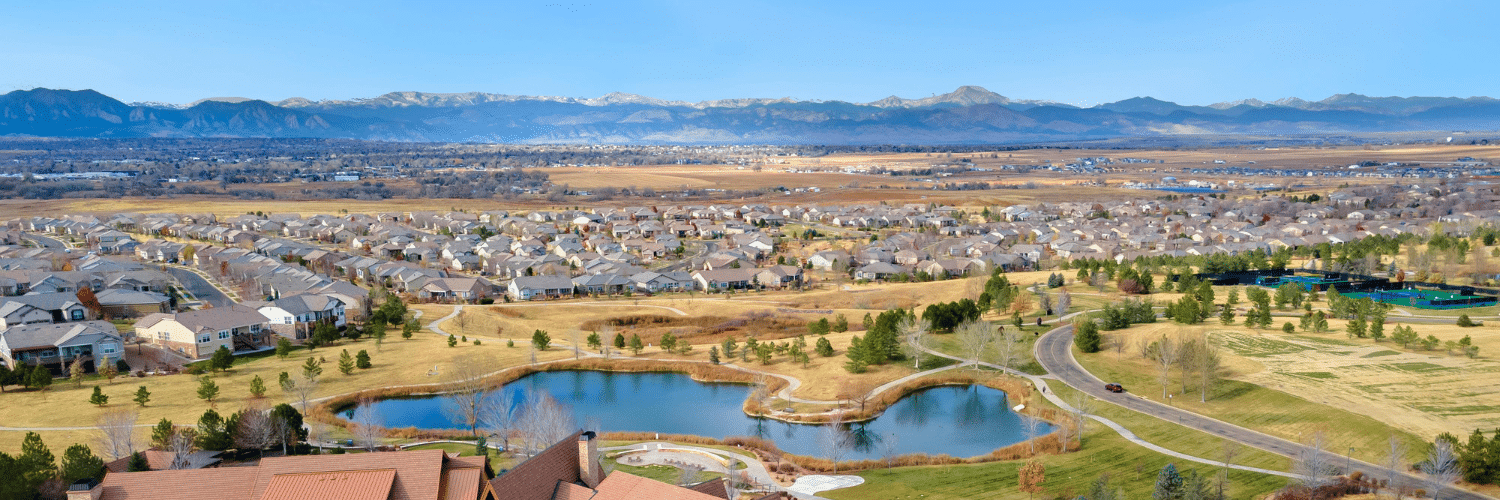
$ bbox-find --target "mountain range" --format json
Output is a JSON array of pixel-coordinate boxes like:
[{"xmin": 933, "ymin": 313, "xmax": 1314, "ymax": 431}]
[{"xmin": 2, "ymin": 86, "xmax": 1497, "ymax": 144}]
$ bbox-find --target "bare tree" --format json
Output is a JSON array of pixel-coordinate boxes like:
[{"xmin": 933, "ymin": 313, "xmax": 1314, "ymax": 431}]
[
  {"xmin": 568, "ymin": 329, "xmax": 583, "ymax": 360},
  {"xmin": 1383, "ymin": 435, "xmax": 1410, "ymax": 499},
  {"xmin": 350, "ymin": 398, "xmax": 385, "ymax": 452},
  {"xmin": 1291, "ymin": 431, "xmax": 1338, "ymax": 490},
  {"xmin": 1070, "ymin": 392, "xmax": 1095, "ymax": 436},
  {"xmin": 479, "ymin": 389, "xmax": 517, "ymax": 453},
  {"xmin": 1023, "ymin": 414, "xmax": 1044, "ymax": 454},
  {"xmin": 1218, "ymin": 440, "xmax": 1242, "ymax": 500},
  {"xmin": 898, "ymin": 315, "xmax": 930, "ymax": 370},
  {"xmin": 287, "ymin": 373, "xmax": 319, "ymax": 414},
  {"xmin": 956, "ymin": 319, "xmax": 993, "ymax": 370},
  {"xmin": 1036, "ymin": 288, "xmax": 1053, "ymax": 316},
  {"xmin": 1055, "ymin": 288, "xmax": 1071, "ymax": 317},
  {"xmin": 1176, "ymin": 337, "xmax": 1200, "ymax": 395},
  {"xmin": 307, "ymin": 420, "xmax": 328, "ymax": 453},
  {"xmin": 878, "ymin": 432, "xmax": 900, "ymax": 468},
  {"xmin": 443, "ymin": 355, "xmax": 493, "ymax": 438},
  {"xmin": 993, "ymin": 323, "xmax": 1025, "ymax": 371},
  {"xmin": 819, "ymin": 412, "xmax": 851, "ymax": 474},
  {"xmin": 599, "ymin": 324, "xmax": 615, "ymax": 355},
  {"xmin": 516, "ymin": 392, "xmax": 573, "ymax": 455},
  {"xmin": 1422, "ymin": 439, "xmax": 1461, "ymax": 500},
  {"xmin": 677, "ymin": 464, "xmax": 703, "ymax": 486},
  {"xmin": 1151, "ymin": 335, "xmax": 1179, "ymax": 399},
  {"xmin": 94, "ymin": 408, "xmax": 138, "ymax": 461},
  {"xmin": 1198, "ymin": 334, "xmax": 1221, "ymax": 403},
  {"xmin": 167, "ymin": 428, "xmax": 198, "ymax": 470},
  {"xmin": 234, "ymin": 404, "xmax": 274, "ymax": 457}
]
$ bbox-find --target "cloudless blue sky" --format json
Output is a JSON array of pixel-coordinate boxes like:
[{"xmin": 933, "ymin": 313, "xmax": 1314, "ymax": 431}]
[{"xmin": 2, "ymin": 0, "xmax": 1492, "ymax": 106}]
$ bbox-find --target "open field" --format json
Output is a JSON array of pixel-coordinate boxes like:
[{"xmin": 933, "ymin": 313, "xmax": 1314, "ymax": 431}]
[{"xmin": 1078, "ymin": 321, "xmax": 1443, "ymax": 464}]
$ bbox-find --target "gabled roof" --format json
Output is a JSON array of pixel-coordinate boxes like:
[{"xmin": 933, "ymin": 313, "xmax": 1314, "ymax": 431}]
[
  {"xmin": 136, "ymin": 305, "xmax": 269, "ymax": 333},
  {"xmin": 0, "ymin": 320, "xmax": 119, "ymax": 350}
]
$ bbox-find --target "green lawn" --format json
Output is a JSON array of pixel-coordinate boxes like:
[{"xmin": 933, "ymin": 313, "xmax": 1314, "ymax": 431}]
[
  {"xmin": 823, "ymin": 431, "xmax": 1288, "ymax": 500},
  {"xmin": 1045, "ymin": 384, "xmax": 1291, "ymax": 472},
  {"xmin": 605, "ymin": 459, "xmax": 725, "ymax": 484},
  {"xmin": 1074, "ymin": 341, "xmax": 1426, "ymax": 465}
]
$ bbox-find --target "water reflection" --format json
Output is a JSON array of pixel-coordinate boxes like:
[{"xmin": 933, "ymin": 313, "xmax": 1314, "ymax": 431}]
[{"xmin": 365, "ymin": 370, "xmax": 1049, "ymax": 460}]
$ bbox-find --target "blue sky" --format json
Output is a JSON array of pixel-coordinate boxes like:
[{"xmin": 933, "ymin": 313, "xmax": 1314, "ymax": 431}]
[{"xmin": 2, "ymin": 0, "xmax": 1492, "ymax": 106}]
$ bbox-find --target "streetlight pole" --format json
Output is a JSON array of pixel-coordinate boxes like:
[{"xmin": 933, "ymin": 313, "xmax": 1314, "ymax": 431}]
[{"xmin": 1346, "ymin": 447, "xmax": 1354, "ymax": 476}]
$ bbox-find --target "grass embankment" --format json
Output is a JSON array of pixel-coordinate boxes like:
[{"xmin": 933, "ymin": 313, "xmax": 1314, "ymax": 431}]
[
  {"xmin": 824, "ymin": 429, "xmax": 1287, "ymax": 500},
  {"xmin": 1076, "ymin": 324, "xmax": 1428, "ymax": 465}
]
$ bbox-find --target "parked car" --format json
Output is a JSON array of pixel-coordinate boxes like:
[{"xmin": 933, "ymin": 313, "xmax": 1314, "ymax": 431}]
[{"xmin": 1104, "ymin": 383, "xmax": 1125, "ymax": 393}]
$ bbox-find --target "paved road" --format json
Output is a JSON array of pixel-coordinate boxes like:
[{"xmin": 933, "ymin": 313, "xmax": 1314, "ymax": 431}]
[
  {"xmin": 166, "ymin": 267, "xmax": 234, "ymax": 307},
  {"xmin": 24, "ymin": 232, "xmax": 68, "ymax": 250},
  {"xmin": 1034, "ymin": 325, "xmax": 1493, "ymax": 500}
]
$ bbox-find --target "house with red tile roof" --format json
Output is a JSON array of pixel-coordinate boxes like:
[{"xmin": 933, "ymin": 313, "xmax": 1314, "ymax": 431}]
[{"xmin": 79, "ymin": 449, "xmax": 493, "ymax": 500}]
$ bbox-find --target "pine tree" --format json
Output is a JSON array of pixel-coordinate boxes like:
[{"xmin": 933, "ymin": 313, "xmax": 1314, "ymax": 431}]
[
  {"xmin": 59, "ymin": 443, "xmax": 104, "ymax": 485},
  {"xmin": 338, "ymin": 350, "xmax": 355, "ymax": 375},
  {"xmin": 447, "ymin": 334, "xmax": 458, "ymax": 347},
  {"xmin": 1074, "ymin": 320, "xmax": 1103, "ymax": 353},
  {"xmin": 18, "ymin": 432, "xmax": 56, "ymax": 492},
  {"xmin": 197, "ymin": 377, "xmax": 220, "ymax": 406},
  {"xmin": 613, "ymin": 332, "xmax": 626, "ymax": 349},
  {"xmin": 127, "ymin": 451, "xmax": 149, "ymax": 472},
  {"xmin": 133, "ymin": 386, "xmax": 151, "ymax": 407},
  {"xmin": 275, "ymin": 337, "xmax": 293, "ymax": 359},
  {"xmin": 30, "ymin": 364, "xmax": 53, "ymax": 391},
  {"xmin": 1219, "ymin": 303, "xmax": 1235, "ymax": 325},
  {"xmin": 586, "ymin": 332, "xmax": 602, "ymax": 351},
  {"xmin": 1153, "ymin": 463, "xmax": 1184, "ymax": 500},
  {"xmin": 150, "ymin": 419, "xmax": 174, "ymax": 449},
  {"xmin": 249, "ymin": 375, "xmax": 266, "ymax": 398},
  {"xmin": 531, "ymin": 329, "xmax": 551, "ymax": 350},
  {"xmin": 709, "ymin": 346, "xmax": 720, "ymax": 365},
  {"xmin": 89, "ymin": 386, "xmax": 109, "ymax": 406},
  {"xmin": 210, "ymin": 345, "xmax": 234, "ymax": 372},
  {"xmin": 356, "ymin": 350, "xmax": 372, "ymax": 369},
  {"xmin": 816, "ymin": 336, "xmax": 834, "ymax": 357},
  {"xmin": 844, "ymin": 336, "xmax": 869, "ymax": 373},
  {"xmin": 628, "ymin": 334, "xmax": 643, "ymax": 355}
]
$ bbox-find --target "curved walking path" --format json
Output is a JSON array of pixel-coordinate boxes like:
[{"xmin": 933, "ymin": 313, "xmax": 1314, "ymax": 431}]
[
  {"xmin": 1031, "ymin": 322, "xmax": 1495, "ymax": 499},
  {"xmin": 601, "ymin": 442, "xmax": 778, "ymax": 490}
]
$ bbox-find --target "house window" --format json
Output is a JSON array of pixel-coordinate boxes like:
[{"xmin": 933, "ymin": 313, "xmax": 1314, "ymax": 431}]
[
  {"xmin": 218, "ymin": 330, "xmax": 230, "ymax": 340},
  {"xmin": 101, "ymin": 343, "xmax": 117, "ymax": 354},
  {"xmin": 70, "ymin": 310, "xmax": 84, "ymax": 320},
  {"xmin": 285, "ymin": 316, "xmax": 293, "ymax": 324},
  {"xmin": 197, "ymin": 334, "xmax": 211, "ymax": 343}
]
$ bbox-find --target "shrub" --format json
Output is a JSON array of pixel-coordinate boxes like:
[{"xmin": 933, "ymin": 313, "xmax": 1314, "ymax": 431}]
[{"xmin": 1282, "ymin": 322, "xmax": 1296, "ymax": 333}]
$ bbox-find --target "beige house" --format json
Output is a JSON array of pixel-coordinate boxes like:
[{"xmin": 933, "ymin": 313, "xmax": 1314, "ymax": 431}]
[{"xmin": 133, "ymin": 305, "xmax": 271, "ymax": 359}]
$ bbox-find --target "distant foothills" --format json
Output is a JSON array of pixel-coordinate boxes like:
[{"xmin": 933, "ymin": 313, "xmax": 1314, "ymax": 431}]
[{"xmin": 2, "ymin": 86, "xmax": 1499, "ymax": 144}]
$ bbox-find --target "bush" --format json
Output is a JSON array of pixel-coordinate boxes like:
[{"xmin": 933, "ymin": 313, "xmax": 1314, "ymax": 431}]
[
  {"xmin": 182, "ymin": 364, "xmax": 205, "ymax": 376},
  {"xmin": 1282, "ymin": 322, "xmax": 1296, "ymax": 333},
  {"xmin": 1457, "ymin": 314, "xmax": 1477, "ymax": 327},
  {"xmin": 478, "ymin": 298, "xmax": 494, "ymax": 305}
]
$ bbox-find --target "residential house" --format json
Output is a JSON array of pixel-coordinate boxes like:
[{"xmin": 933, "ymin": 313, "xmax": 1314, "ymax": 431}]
[
  {"xmin": 0, "ymin": 321, "xmax": 122, "ymax": 374},
  {"xmin": 629, "ymin": 271, "xmax": 695, "ymax": 293},
  {"xmin": 754, "ymin": 265, "xmax": 804, "ymax": 289},
  {"xmin": 573, "ymin": 274, "xmax": 634, "ymax": 296},
  {"xmin": 507, "ymin": 275, "xmax": 576, "ymax": 301},
  {"xmin": 134, "ymin": 306, "xmax": 272, "ymax": 359},
  {"xmin": 91, "ymin": 449, "xmax": 493, "ymax": 500},
  {"xmin": 1, "ymin": 292, "xmax": 90, "ymax": 323},
  {"xmin": 855, "ymin": 262, "xmax": 908, "ymax": 281},
  {"xmin": 692, "ymin": 269, "xmax": 756, "ymax": 291},
  {"xmin": 93, "ymin": 289, "xmax": 172, "ymax": 317},
  {"xmin": 252, "ymin": 294, "xmax": 346, "ymax": 341},
  {"xmin": 417, "ymin": 277, "xmax": 493, "ymax": 302}
]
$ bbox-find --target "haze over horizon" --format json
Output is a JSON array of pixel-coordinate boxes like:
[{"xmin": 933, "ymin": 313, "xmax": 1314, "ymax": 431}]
[{"xmin": 3, "ymin": 0, "xmax": 1493, "ymax": 107}]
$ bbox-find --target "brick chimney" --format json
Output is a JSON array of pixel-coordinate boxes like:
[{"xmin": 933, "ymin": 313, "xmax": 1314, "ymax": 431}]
[
  {"xmin": 67, "ymin": 479, "xmax": 102, "ymax": 500},
  {"xmin": 578, "ymin": 431, "xmax": 603, "ymax": 488}
]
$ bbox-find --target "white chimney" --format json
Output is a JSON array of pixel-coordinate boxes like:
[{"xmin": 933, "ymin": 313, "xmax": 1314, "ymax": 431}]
[{"xmin": 578, "ymin": 431, "xmax": 603, "ymax": 488}]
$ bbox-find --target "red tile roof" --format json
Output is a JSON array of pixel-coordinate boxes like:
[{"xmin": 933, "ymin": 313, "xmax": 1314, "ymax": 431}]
[
  {"xmin": 259, "ymin": 469, "xmax": 397, "ymax": 500},
  {"xmin": 589, "ymin": 472, "xmax": 725, "ymax": 500}
]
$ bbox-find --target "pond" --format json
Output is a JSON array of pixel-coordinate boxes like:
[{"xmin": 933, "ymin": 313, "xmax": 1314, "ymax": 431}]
[{"xmin": 358, "ymin": 370, "xmax": 1050, "ymax": 460}]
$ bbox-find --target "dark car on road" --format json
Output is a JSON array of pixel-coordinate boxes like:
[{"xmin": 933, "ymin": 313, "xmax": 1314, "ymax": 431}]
[{"xmin": 1104, "ymin": 383, "xmax": 1125, "ymax": 393}]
